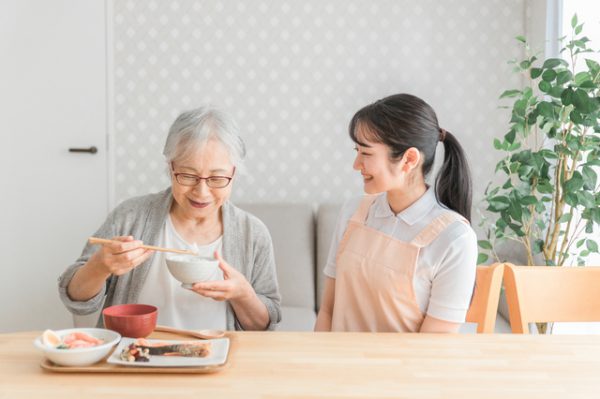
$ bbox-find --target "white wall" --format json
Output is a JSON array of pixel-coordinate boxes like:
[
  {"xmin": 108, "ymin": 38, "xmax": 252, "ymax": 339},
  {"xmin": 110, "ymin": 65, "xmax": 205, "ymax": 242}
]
[{"xmin": 110, "ymin": 0, "xmax": 525, "ymax": 217}]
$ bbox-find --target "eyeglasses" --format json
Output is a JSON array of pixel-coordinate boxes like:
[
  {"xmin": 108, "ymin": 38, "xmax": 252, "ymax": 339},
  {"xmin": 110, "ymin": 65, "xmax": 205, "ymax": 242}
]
[{"xmin": 171, "ymin": 164, "xmax": 236, "ymax": 189}]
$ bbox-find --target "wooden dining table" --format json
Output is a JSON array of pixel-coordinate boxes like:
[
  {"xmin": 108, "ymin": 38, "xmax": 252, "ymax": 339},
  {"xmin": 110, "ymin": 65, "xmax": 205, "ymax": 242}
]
[{"xmin": 1, "ymin": 330, "xmax": 600, "ymax": 398}]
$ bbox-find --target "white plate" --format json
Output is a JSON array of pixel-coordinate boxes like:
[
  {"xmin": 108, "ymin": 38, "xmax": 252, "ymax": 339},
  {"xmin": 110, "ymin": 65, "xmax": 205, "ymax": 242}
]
[{"xmin": 107, "ymin": 337, "xmax": 229, "ymax": 368}]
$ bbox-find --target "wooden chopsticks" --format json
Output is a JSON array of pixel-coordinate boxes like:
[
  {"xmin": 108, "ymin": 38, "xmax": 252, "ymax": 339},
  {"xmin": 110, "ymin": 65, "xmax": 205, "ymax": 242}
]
[{"xmin": 88, "ymin": 237, "xmax": 197, "ymax": 256}]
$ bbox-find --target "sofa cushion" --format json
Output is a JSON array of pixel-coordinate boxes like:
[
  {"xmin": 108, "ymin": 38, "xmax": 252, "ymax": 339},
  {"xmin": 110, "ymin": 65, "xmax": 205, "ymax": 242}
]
[{"xmin": 278, "ymin": 306, "xmax": 317, "ymax": 331}]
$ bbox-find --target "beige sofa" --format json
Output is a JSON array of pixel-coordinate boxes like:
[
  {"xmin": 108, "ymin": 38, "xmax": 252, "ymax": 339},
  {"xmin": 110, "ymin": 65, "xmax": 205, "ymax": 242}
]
[{"xmin": 239, "ymin": 203, "xmax": 340, "ymax": 331}]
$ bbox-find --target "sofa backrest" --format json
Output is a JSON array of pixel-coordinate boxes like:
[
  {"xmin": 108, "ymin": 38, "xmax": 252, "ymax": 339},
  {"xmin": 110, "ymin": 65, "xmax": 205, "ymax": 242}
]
[{"xmin": 238, "ymin": 203, "xmax": 316, "ymax": 311}]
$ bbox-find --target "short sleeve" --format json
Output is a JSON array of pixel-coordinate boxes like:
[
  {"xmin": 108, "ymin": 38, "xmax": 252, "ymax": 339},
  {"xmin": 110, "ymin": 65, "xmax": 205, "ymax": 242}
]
[
  {"xmin": 425, "ymin": 224, "xmax": 478, "ymax": 323},
  {"xmin": 323, "ymin": 197, "xmax": 362, "ymax": 278}
]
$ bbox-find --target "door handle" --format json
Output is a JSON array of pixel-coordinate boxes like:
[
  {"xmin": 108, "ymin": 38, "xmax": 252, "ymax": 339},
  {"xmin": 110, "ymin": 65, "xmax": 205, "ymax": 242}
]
[{"xmin": 68, "ymin": 146, "xmax": 98, "ymax": 154}]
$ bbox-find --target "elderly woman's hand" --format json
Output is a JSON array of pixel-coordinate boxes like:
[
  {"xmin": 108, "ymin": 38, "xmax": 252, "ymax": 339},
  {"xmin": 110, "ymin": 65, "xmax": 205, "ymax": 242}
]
[
  {"xmin": 190, "ymin": 251, "xmax": 254, "ymax": 301},
  {"xmin": 89, "ymin": 236, "xmax": 154, "ymax": 276}
]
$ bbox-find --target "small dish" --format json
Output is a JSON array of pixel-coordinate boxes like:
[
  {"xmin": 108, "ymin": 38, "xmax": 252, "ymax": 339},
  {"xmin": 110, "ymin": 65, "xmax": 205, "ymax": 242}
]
[
  {"xmin": 107, "ymin": 337, "xmax": 230, "ymax": 368},
  {"xmin": 33, "ymin": 328, "xmax": 121, "ymax": 367}
]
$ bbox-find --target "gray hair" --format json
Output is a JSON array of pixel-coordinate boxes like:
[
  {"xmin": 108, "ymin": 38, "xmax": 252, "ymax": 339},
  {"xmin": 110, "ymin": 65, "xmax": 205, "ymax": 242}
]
[{"xmin": 163, "ymin": 106, "xmax": 246, "ymax": 171}]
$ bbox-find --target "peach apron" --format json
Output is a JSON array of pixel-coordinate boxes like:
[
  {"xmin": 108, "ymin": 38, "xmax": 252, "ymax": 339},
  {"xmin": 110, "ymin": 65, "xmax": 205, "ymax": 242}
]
[{"xmin": 331, "ymin": 195, "xmax": 467, "ymax": 332}]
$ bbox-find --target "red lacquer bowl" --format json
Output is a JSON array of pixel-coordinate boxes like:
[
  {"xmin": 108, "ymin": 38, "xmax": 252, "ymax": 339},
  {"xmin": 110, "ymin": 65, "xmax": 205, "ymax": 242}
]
[{"xmin": 102, "ymin": 304, "xmax": 157, "ymax": 338}]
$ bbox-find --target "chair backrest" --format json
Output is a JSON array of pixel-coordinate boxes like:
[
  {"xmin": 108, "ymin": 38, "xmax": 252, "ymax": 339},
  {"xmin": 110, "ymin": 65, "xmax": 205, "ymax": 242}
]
[
  {"xmin": 503, "ymin": 263, "xmax": 600, "ymax": 334},
  {"xmin": 465, "ymin": 263, "xmax": 505, "ymax": 333}
]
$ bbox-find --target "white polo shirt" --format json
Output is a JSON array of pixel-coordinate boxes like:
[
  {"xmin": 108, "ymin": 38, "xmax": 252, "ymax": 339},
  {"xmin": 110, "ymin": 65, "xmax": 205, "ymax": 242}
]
[{"xmin": 324, "ymin": 188, "xmax": 477, "ymax": 323}]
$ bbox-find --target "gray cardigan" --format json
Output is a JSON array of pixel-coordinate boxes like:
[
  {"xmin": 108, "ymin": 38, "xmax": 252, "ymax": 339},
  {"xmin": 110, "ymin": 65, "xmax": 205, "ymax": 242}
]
[{"xmin": 58, "ymin": 188, "xmax": 281, "ymax": 330}]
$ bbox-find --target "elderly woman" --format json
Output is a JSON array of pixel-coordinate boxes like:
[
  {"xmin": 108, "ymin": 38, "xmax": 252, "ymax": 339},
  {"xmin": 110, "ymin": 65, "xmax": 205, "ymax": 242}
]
[{"xmin": 59, "ymin": 107, "xmax": 281, "ymax": 331}]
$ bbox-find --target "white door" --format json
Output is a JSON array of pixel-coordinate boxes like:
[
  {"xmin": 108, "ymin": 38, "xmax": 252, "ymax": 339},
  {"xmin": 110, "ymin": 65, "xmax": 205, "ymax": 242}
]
[{"xmin": 0, "ymin": 0, "xmax": 107, "ymax": 332}]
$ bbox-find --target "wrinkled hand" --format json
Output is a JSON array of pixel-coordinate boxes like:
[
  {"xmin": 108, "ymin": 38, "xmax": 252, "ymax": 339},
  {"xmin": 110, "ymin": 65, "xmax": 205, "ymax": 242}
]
[
  {"xmin": 90, "ymin": 236, "xmax": 154, "ymax": 276},
  {"xmin": 190, "ymin": 251, "xmax": 254, "ymax": 301}
]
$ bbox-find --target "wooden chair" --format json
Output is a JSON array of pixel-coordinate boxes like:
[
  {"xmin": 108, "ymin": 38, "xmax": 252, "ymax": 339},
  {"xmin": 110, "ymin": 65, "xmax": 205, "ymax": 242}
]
[
  {"xmin": 465, "ymin": 263, "xmax": 505, "ymax": 333},
  {"xmin": 503, "ymin": 263, "xmax": 600, "ymax": 333}
]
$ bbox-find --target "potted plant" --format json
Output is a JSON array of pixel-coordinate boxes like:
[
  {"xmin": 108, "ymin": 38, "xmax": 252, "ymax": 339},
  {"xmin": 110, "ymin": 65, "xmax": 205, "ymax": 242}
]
[{"xmin": 477, "ymin": 15, "xmax": 600, "ymax": 333}]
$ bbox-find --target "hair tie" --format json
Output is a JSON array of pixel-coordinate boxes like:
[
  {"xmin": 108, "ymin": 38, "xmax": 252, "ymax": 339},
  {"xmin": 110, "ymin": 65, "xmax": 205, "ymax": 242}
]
[{"xmin": 439, "ymin": 128, "xmax": 447, "ymax": 142}]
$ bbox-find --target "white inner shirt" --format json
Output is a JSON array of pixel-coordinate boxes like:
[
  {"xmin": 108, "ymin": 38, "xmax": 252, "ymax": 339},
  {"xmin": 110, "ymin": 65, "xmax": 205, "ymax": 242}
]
[
  {"xmin": 137, "ymin": 215, "xmax": 227, "ymax": 330},
  {"xmin": 324, "ymin": 188, "xmax": 478, "ymax": 323}
]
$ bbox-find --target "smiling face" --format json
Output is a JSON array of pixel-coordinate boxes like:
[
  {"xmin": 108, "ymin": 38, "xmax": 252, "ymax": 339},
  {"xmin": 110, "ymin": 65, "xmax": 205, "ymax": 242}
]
[
  {"xmin": 170, "ymin": 139, "xmax": 235, "ymax": 222},
  {"xmin": 352, "ymin": 123, "xmax": 422, "ymax": 194}
]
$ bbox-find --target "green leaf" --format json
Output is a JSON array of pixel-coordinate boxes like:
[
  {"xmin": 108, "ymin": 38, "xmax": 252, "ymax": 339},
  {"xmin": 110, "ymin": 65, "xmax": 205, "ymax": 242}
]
[
  {"xmin": 538, "ymin": 80, "xmax": 551, "ymax": 93},
  {"xmin": 530, "ymin": 68, "xmax": 543, "ymax": 79},
  {"xmin": 488, "ymin": 196, "xmax": 510, "ymax": 211},
  {"xmin": 533, "ymin": 239, "xmax": 545, "ymax": 253},
  {"xmin": 549, "ymin": 86, "xmax": 564, "ymax": 98},
  {"xmin": 564, "ymin": 172, "xmax": 584, "ymax": 192},
  {"xmin": 493, "ymin": 138, "xmax": 503, "ymax": 150},
  {"xmin": 558, "ymin": 213, "xmax": 572, "ymax": 223},
  {"xmin": 574, "ymin": 71, "xmax": 592, "ymax": 86},
  {"xmin": 542, "ymin": 58, "xmax": 566, "ymax": 69},
  {"xmin": 500, "ymin": 89, "xmax": 521, "ymax": 99},
  {"xmin": 478, "ymin": 240, "xmax": 493, "ymax": 250},
  {"xmin": 556, "ymin": 70, "xmax": 572, "ymax": 85},
  {"xmin": 541, "ymin": 69, "xmax": 557, "ymax": 82},
  {"xmin": 477, "ymin": 253, "xmax": 489, "ymax": 264},
  {"xmin": 505, "ymin": 129, "xmax": 516, "ymax": 144},
  {"xmin": 570, "ymin": 110, "xmax": 584, "ymax": 124},
  {"xmin": 578, "ymin": 191, "xmax": 596, "ymax": 208},
  {"xmin": 585, "ymin": 58, "xmax": 600, "ymax": 74},
  {"xmin": 586, "ymin": 240, "xmax": 599, "ymax": 253},
  {"xmin": 575, "ymin": 24, "xmax": 583, "ymax": 35},
  {"xmin": 508, "ymin": 201, "xmax": 523, "ymax": 220},
  {"xmin": 571, "ymin": 14, "xmax": 578, "ymax": 29},
  {"xmin": 565, "ymin": 192, "xmax": 579, "ymax": 207},
  {"xmin": 582, "ymin": 165, "xmax": 598, "ymax": 190},
  {"xmin": 516, "ymin": 35, "xmax": 526, "ymax": 43},
  {"xmin": 539, "ymin": 149, "xmax": 558, "ymax": 160},
  {"xmin": 586, "ymin": 220, "xmax": 594, "ymax": 234},
  {"xmin": 572, "ymin": 89, "xmax": 598, "ymax": 113},
  {"xmin": 561, "ymin": 88, "xmax": 574, "ymax": 105},
  {"xmin": 521, "ymin": 195, "xmax": 538, "ymax": 205},
  {"xmin": 536, "ymin": 101, "xmax": 554, "ymax": 118},
  {"xmin": 519, "ymin": 60, "xmax": 531, "ymax": 70}
]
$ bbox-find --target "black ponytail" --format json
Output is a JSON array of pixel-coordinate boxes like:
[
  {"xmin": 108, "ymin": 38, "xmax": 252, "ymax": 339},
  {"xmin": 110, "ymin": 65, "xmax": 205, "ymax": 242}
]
[
  {"xmin": 349, "ymin": 93, "xmax": 473, "ymax": 222},
  {"xmin": 435, "ymin": 131, "xmax": 472, "ymax": 222}
]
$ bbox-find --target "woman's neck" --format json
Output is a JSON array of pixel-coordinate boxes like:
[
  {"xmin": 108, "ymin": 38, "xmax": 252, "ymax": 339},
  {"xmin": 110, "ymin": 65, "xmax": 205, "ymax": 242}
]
[
  {"xmin": 386, "ymin": 181, "xmax": 428, "ymax": 215},
  {"xmin": 169, "ymin": 204, "xmax": 223, "ymax": 245}
]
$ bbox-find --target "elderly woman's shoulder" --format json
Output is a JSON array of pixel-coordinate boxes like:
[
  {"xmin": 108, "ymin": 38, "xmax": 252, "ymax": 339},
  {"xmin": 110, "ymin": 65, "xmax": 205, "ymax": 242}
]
[{"xmin": 109, "ymin": 189, "xmax": 171, "ymax": 218}]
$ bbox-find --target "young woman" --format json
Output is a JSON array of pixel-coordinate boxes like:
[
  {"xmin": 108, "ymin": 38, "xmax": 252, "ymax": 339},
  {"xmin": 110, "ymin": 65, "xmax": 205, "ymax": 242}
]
[{"xmin": 315, "ymin": 93, "xmax": 477, "ymax": 333}]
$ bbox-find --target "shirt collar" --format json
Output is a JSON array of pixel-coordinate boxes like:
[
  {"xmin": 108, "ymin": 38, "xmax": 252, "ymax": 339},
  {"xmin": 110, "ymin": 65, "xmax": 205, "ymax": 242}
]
[{"xmin": 373, "ymin": 187, "xmax": 438, "ymax": 226}]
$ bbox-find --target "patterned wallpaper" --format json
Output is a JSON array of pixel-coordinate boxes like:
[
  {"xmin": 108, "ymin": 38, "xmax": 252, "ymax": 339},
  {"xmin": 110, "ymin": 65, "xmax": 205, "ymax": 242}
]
[{"xmin": 111, "ymin": 0, "xmax": 524, "ymax": 214}]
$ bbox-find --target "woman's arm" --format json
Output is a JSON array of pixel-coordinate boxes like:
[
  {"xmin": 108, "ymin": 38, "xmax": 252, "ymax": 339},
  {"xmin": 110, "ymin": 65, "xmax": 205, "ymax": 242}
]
[
  {"xmin": 67, "ymin": 236, "xmax": 153, "ymax": 301},
  {"xmin": 314, "ymin": 277, "xmax": 336, "ymax": 331},
  {"xmin": 419, "ymin": 314, "xmax": 461, "ymax": 333},
  {"xmin": 422, "ymin": 224, "xmax": 478, "ymax": 333},
  {"xmin": 191, "ymin": 251, "xmax": 271, "ymax": 330}
]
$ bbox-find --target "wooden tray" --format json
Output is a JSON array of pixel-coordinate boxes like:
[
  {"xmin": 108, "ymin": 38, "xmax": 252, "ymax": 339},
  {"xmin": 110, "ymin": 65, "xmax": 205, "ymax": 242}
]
[
  {"xmin": 40, "ymin": 358, "xmax": 227, "ymax": 374},
  {"xmin": 39, "ymin": 332, "xmax": 230, "ymax": 374}
]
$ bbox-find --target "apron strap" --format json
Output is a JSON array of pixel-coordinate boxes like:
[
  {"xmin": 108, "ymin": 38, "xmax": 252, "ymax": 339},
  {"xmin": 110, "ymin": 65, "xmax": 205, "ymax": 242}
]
[
  {"xmin": 349, "ymin": 195, "xmax": 379, "ymax": 224},
  {"xmin": 410, "ymin": 212, "xmax": 468, "ymax": 248}
]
